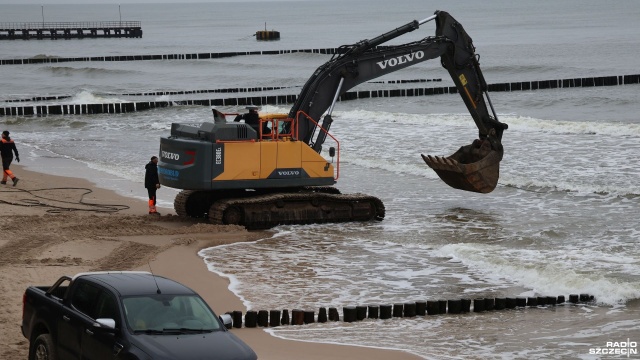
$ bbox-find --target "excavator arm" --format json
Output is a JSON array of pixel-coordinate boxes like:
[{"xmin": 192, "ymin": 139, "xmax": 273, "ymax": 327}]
[{"xmin": 288, "ymin": 11, "xmax": 508, "ymax": 193}]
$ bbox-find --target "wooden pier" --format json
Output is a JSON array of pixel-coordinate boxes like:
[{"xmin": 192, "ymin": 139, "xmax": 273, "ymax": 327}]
[{"xmin": 0, "ymin": 21, "xmax": 142, "ymax": 40}]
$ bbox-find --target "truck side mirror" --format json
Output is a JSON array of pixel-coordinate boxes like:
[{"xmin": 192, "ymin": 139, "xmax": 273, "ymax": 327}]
[{"xmin": 95, "ymin": 318, "xmax": 117, "ymax": 332}]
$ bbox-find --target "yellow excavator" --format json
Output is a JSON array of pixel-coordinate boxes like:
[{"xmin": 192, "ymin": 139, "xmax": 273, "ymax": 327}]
[{"xmin": 158, "ymin": 11, "xmax": 508, "ymax": 229}]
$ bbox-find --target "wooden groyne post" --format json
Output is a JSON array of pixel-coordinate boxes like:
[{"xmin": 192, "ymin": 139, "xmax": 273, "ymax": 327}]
[
  {"xmin": 219, "ymin": 293, "xmax": 595, "ymax": 330},
  {"xmin": 2, "ymin": 75, "xmax": 638, "ymax": 118}
]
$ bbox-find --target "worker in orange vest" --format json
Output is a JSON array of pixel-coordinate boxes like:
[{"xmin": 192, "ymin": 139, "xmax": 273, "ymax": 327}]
[{"xmin": 1, "ymin": 130, "xmax": 19, "ymax": 186}]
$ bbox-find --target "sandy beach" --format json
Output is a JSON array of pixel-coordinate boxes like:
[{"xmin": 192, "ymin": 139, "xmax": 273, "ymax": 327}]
[{"xmin": 0, "ymin": 164, "xmax": 420, "ymax": 359}]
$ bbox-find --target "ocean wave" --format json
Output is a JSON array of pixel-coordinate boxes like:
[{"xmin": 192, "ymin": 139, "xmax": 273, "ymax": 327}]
[
  {"xmin": 340, "ymin": 154, "xmax": 438, "ymax": 180},
  {"xmin": 516, "ymin": 90, "xmax": 639, "ymax": 109},
  {"xmin": 334, "ymin": 109, "xmax": 640, "ymax": 137},
  {"xmin": 69, "ymin": 90, "xmax": 127, "ymax": 104},
  {"xmin": 335, "ymin": 109, "xmax": 474, "ymax": 129},
  {"xmin": 504, "ymin": 114, "xmax": 640, "ymax": 136},
  {"xmin": 485, "ymin": 64, "xmax": 560, "ymax": 75},
  {"xmin": 30, "ymin": 54, "xmax": 60, "ymax": 60},
  {"xmin": 39, "ymin": 117, "xmax": 88, "ymax": 128},
  {"xmin": 572, "ymin": 95, "xmax": 637, "ymax": 108},
  {"xmin": 321, "ymin": 109, "xmax": 640, "ymax": 197},
  {"xmin": 40, "ymin": 66, "xmax": 138, "ymax": 76},
  {"xmin": 498, "ymin": 174, "xmax": 640, "ymax": 198},
  {"xmin": 0, "ymin": 116, "xmax": 29, "ymax": 126},
  {"xmin": 436, "ymin": 243, "xmax": 640, "ymax": 305}
]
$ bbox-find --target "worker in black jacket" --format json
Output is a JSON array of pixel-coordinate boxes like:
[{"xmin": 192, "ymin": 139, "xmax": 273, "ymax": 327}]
[
  {"xmin": 234, "ymin": 105, "xmax": 269, "ymax": 136},
  {"xmin": 1, "ymin": 130, "xmax": 19, "ymax": 186},
  {"xmin": 144, "ymin": 156, "xmax": 160, "ymax": 215}
]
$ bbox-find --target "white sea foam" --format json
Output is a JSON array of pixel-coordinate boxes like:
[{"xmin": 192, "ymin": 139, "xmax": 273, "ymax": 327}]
[
  {"xmin": 505, "ymin": 114, "xmax": 640, "ymax": 137},
  {"xmin": 324, "ymin": 109, "xmax": 640, "ymax": 196},
  {"xmin": 435, "ymin": 243, "xmax": 640, "ymax": 305},
  {"xmin": 67, "ymin": 90, "xmax": 127, "ymax": 104},
  {"xmin": 154, "ymin": 95, "xmax": 173, "ymax": 102},
  {"xmin": 334, "ymin": 108, "xmax": 640, "ymax": 138}
]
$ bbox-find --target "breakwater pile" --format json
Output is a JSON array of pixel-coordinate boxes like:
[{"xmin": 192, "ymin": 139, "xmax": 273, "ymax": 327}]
[
  {"xmin": 223, "ymin": 293, "xmax": 596, "ymax": 329},
  {"xmin": 0, "ymin": 48, "xmax": 355, "ymax": 65},
  {"xmin": 1, "ymin": 74, "xmax": 638, "ymax": 117},
  {"xmin": 1, "ymin": 46, "xmax": 638, "ymax": 117}
]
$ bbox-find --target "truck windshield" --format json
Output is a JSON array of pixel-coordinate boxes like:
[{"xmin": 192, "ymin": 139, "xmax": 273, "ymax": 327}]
[{"xmin": 122, "ymin": 294, "xmax": 221, "ymax": 333}]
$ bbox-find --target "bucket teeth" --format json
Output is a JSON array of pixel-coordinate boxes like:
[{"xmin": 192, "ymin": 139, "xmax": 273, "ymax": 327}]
[
  {"xmin": 445, "ymin": 157, "xmax": 458, "ymax": 166},
  {"xmin": 422, "ymin": 154, "xmax": 459, "ymax": 170}
]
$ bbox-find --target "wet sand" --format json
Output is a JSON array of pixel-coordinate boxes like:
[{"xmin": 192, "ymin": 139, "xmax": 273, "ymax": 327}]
[{"xmin": 0, "ymin": 164, "xmax": 420, "ymax": 359}]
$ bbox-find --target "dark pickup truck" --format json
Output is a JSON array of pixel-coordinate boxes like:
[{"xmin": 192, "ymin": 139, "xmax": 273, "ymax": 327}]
[{"xmin": 22, "ymin": 271, "xmax": 257, "ymax": 360}]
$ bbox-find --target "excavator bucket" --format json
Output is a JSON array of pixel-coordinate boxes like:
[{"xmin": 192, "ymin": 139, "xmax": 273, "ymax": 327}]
[{"xmin": 422, "ymin": 139, "xmax": 503, "ymax": 193}]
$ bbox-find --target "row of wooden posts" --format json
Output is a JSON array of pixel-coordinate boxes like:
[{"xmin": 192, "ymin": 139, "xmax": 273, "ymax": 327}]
[
  {"xmin": 0, "ymin": 47, "xmax": 386, "ymax": 65},
  {"xmin": 2, "ymin": 79, "xmax": 441, "ymax": 103},
  {"xmin": 224, "ymin": 294, "xmax": 594, "ymax": 329},
  {"xmin": 1, "ymin": 75, "xmax": 638, "ymax": 117}
]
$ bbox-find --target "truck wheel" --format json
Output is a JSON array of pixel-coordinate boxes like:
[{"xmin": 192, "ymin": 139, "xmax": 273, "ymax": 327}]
[{"xmin": 32, "ymin": 334, "xmax": 57, "ymax": 360}]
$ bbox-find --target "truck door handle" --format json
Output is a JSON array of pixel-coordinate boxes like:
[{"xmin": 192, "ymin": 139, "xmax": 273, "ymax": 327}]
[
  {"xmin": 85, "ymin": 328, "xmax": 94, "ymax": 335},
  {"xmin": 62, "ymin": 315, "xmax": 70, "ymax": 322},
  {"xmin": 113, "ymin": 343, "xmax": 124, "ymax": 356}
]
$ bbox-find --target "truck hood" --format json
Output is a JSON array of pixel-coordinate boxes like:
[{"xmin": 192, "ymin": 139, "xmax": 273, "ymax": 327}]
[{"xmin": 133, "ymin": 331, "xmax": 256, "ymax": 360}]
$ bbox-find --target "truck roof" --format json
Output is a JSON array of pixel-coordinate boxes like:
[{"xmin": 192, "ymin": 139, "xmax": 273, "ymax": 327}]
[{"xmin": 76, "ymin": 271, "xmax": 196, "ymax": 297}]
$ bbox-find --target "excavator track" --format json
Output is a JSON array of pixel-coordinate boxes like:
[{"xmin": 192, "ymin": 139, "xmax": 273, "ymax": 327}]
[
  {"xmin": 174, "ymin": 190, "xmax": 189, "ymax": 217},
  {"xmin": 175, "ymin": 190, "xmax": 208, "ymax": 217},
  {"xmin": 208, "ymin": 192, "xmax": 385, "ymax": 230},
  {"xmin": 174, "ymin": 188, "xmax": 248, "ymax": 218}
]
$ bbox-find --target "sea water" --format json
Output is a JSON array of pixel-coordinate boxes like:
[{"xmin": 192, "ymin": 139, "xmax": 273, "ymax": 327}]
[{"xmin": 2, "ymin": 0, "xmax": 639, "ymax": 358}]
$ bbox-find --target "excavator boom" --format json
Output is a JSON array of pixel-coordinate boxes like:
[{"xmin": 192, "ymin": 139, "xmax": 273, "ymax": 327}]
[{"xmin": 288, "ymin": 10, "xmax": 508, "ymax": 193}]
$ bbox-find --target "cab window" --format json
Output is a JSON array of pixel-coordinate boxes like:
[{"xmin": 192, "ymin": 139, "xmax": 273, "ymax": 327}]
[
  {"xmin": 71, "ymin": 281, "xmax": 119, "ymax": 326},
  {"xmin": 95, "ymin": 291, "xmax": 119, "ymax": 326},
  {"xmin": 71, "ymin": 281, "xmax": 100, "ymax": 318}
]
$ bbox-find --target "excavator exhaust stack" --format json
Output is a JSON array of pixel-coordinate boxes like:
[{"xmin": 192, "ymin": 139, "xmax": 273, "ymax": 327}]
[{"xmin": 422, "ymin": 138, "xmax": 503, "ymax": 193}]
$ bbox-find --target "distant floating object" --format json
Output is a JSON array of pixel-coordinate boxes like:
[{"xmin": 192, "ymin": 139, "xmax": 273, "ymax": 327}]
[
  {"xmin": 256, "ymin": 30, "xmax": 280, "ymax": 40},
  {"xmin": 256, "ymin": 22, "xmax": 279, "ymax": 41}
]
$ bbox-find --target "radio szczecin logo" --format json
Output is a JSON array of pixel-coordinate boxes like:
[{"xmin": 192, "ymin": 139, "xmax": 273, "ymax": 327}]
[{"xmin": 589, "ymin": 339, "xmax": 637, "ymax": 357}]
